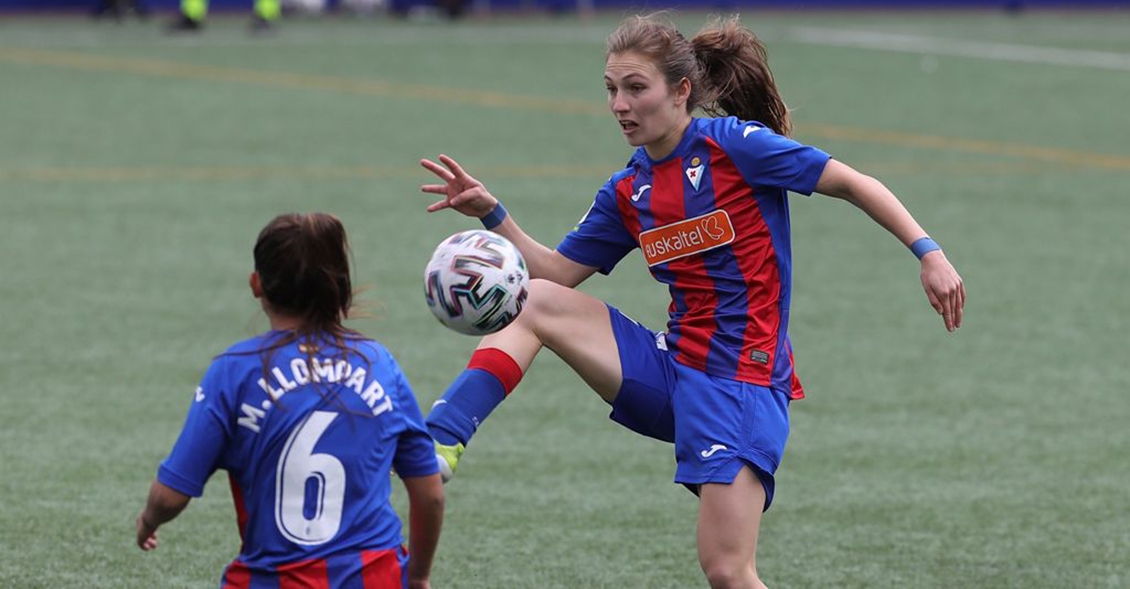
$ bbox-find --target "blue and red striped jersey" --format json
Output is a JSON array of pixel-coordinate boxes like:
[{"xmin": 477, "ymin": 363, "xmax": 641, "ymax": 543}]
[
  {"xmin": 557, "ymin": 117, "xmax": 830, "ymax": 399},
  {"xmin": 158, "ymin": 331, "xmax": 439, "ymax": 587}
]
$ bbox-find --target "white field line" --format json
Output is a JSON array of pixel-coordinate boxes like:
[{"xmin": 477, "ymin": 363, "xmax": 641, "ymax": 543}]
[{"xmin": 790, "ymin": 27, "xmax": 1130, "ymax": 71}]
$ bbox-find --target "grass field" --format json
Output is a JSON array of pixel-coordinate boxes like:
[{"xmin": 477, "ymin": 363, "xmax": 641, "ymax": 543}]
[{"xmin": 2, "ymin": 8, "xmax": 1129, "ymax": 588}]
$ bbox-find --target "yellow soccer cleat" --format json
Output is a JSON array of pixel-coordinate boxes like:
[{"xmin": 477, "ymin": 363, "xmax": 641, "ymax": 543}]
[{"xmin": 435, "ymin": 442, "xmax": 465, "ymax": 484}]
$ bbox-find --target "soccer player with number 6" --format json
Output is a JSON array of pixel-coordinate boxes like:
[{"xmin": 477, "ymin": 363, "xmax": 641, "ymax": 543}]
[{"xmin": 135, "ymin": 213, "xmax": 444, "ymax": 589}]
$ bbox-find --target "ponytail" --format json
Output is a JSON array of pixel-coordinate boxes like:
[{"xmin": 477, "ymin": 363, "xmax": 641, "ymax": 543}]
[
  {"xmin": 249, "ymin": 213, "xmax": 369, "ymax": 415},
  {"xmin": 691, "ymin": 16, "xmax": 791, "ymax": 136}
]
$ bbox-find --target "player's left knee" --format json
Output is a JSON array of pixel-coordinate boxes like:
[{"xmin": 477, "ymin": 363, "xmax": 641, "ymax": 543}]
[{"xmin": 701, "ymin": 560, "xmax": 756, "ymax": 589}]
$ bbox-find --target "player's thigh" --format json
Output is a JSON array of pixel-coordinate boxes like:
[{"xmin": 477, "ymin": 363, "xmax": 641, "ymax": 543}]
[
  {"xmin": 697, "ymin": 466, "xmax": 765, "ymax": 576},
  {"xmin": 522, "ymin": 279, "xmax": 623, "ymax": 401}
]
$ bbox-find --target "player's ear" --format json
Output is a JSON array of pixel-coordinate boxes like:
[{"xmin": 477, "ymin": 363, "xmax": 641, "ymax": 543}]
[
  {"xmin": 249, "ymin": 271, "xmax": 263, "ymax": 298},
  {"xmin": 673, "ymin": 77, "xmax": 691, "ymax": 108}
]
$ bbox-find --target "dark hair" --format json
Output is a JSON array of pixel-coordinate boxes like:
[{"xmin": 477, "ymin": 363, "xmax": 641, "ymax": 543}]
[
  {"xmin": 606, "ymin": 14, "xmax": 792, "ymax": 137},
  {"xmin": 250, "ymin": 213, "xmax": 367, "ymax": 412},
  {"xmin": 254, "ymin": 212, "xmax": 354, "ymax": 337}
]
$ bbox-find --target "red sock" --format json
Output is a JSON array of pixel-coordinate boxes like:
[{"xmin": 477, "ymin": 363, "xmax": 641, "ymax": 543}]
[{"xmin": 466, "ymin": 348, "xmax": 523, "ymax": 396}]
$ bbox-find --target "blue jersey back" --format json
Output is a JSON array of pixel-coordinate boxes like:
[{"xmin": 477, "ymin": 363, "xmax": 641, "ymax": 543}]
[{"xmin": 158, "ymin": 331, "xmax": 438, "ymax": 573}]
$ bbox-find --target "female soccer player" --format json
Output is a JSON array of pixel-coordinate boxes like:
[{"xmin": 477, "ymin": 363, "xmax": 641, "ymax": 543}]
[
  {"xmin": 420, "ymin": 15, "xmax": 965, "ymax": 589},
  {"xmin": 135, "ymin": 213, "xmax": 444, "ymax": 589}
]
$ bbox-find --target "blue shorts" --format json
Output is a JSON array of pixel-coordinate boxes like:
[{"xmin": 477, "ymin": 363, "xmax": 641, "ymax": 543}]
[{"xmin": 606, "ymin": 305, "xmax": 791, "ymax": 510}]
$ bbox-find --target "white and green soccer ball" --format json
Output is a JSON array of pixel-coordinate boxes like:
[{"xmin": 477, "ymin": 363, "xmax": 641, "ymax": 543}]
[{"xmin": 424, "ymin": 230, "xmax": 529, "ymax": 336}]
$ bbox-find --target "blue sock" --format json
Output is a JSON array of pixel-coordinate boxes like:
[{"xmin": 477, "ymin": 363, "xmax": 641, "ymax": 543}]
[{"xmin": 426, "ymin": 368, "xmax": 507, "ymax": 446}]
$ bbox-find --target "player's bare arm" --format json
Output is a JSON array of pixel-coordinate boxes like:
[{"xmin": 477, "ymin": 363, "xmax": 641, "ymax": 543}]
[
  {"xmin": 815, "ymin": 158, "xmax": 966, "ymax": 331},
  {"xmin": 403, "ymin": 474, "xmax": 445, "ymax": 589},
  {"xmin": 136, "ymin": 480, "xmax": 191, "ymax": 551}
]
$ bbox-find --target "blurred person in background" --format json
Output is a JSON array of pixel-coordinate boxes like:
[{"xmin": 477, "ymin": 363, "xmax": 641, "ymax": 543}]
[
  {"xmin": 166, "ymin": 0, "xmax": 280, "ymax": 32},
  {"xmin": 92, "ymin": 0, "xmax": 150, "ymax": 20}
]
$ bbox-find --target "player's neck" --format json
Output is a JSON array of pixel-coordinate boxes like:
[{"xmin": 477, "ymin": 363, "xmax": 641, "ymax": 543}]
[
  {"xmin": 644, "ymin": 116, "xmax": 692, "ymax": 161},
  {"xmin": 264, "ymin": 308, "xmax": 303, "ymax": 332}
]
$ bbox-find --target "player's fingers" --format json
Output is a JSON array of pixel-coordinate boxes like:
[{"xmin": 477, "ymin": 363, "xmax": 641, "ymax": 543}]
[
  {"xmin": 420, "ymin": 184, "xmax": 449, "ymax": 195},
  {"xmin": 926, "ymin": 288, "xmax": 943, "ymax": 316},
  {"xmin": 426, "ymin": 200, "xmax": 451, "ymax": 213},
  {"xmin": 420, "ymin": 159, "xmax": 455, "ymax": 182},
  {"xmin": 439, "ymin": 154, "xmax": 473, "ymax": 181},
  {"xmin": 952, "ymin": 290, "xmax": 963, "ymax": 329},
  {"xmin": 946, "ymin": 282, "xmax": 962, "ymax": 329},
  {"xmin": 138, "ymin": 530, "xmax": 157, "ymax": 550},
  {"xmin": 942, "ymin": 292, "xmax": 956, "ymax": 332}
]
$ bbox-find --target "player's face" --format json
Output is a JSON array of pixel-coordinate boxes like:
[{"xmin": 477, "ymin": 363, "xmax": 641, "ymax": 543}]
[{"xmin": 604, "ymin": 51, "xmax": 691, "ymax": 159}]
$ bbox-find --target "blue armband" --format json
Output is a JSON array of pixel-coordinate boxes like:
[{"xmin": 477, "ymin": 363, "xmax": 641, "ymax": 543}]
[
  {"xmin": 480, "ymin": 202, "xmax": 508, "ymax": 230},
  {"xmin": 910, "ymin": 237, "xmax": 941, "ymax": 260}
]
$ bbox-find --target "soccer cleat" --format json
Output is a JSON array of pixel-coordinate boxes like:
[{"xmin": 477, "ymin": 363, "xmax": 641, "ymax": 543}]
[
  {"xmin": 435, "ymin": 441, "xmax": 465, "ymax": 484},
  {"xmin": 247, "ymin": 15, "xmax": 275, "ymax": 34},
  {"xmin": 164, "ymin": 13, "xmax": 202, "ymax": 33}
]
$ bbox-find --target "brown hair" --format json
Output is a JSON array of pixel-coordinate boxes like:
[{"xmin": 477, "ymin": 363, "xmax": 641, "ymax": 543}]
[
  {"xmin": 250, "ymin": 213, "xmax": 367, "ymax": 412},
  {"xmin": 606, "ymin": 14, "xmax": 792, "ymax": 137},
  {"xmin": 254, "ymin": 212, "xmax": 354, "ymax": 337}
]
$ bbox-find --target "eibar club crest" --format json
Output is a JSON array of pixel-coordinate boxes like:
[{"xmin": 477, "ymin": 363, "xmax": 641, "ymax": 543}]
[{"xmin": 685, "ymin": 156, "xmax": 705, "ymax": 191}]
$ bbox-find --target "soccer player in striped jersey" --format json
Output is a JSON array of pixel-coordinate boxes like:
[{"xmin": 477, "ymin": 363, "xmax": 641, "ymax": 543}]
[
  {"xmin": 135, "ymin": 213, "xmax": 444, "ymax": 589},
  {"xmin": 419, "ymin": 15, "xmax": 965, "ymax": 589}
]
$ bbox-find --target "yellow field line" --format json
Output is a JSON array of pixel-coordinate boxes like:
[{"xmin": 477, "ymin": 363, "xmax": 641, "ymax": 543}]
[
  {"xmin": 0, "ymin": 160, "xmax": 1063, "ymax": 183},
  {"xmin": 0, "ymin": 47, "xmax": 606, "ymax": 116},
  {"xmin": 3, "ymin": 47, "xmax": 1129, "ymax": 172},
  {"xmin": 808, "ymin": 124, "xmax": 1130, "ymax": 172},
  {"xmin": 0, "ymin": 163, "xmax": 614, "ymax": 182}
]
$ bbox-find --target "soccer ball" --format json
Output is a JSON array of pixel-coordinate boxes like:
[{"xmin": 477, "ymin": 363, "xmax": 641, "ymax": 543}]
[{"xmin": 424, "ymin": 230, "xmax": 529, "ymax": 336}]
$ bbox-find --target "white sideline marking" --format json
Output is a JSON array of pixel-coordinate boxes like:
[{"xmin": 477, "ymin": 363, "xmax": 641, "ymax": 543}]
[{"xmin": 790, "ymin": 27, "xmax": 1130, "ymax": 72}]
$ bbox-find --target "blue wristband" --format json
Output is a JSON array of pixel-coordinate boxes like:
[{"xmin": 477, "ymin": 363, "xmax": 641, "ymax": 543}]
[
  {"xmin": 480, "ymin": 202, "xmax": 508, "ymax": 230},
  {"xmin": 910, "ymin": 237, "xmax": 941, "ymax": 260}
]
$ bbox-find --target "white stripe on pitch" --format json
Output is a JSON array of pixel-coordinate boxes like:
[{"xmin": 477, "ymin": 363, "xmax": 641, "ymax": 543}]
[{"xmin": 790, "ymin": 27, "xmax": 1130, "ymax": 72}]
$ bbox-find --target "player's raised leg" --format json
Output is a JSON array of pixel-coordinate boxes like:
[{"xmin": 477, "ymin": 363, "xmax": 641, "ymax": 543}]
[
  {"xmin": 426, "ymin": 278, "xmax": 622, "ymax": 478},
  {"xmin": 697, "ymin": 466, "xmax": 768, "ymax": 589}
]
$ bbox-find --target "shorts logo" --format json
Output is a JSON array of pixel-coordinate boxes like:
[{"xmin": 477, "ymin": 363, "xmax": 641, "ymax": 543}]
[
  {"xmin": 700, "ymin": 444, "xmax": 727, "ymax": 458},
  {"xmin": 639, "ymin": 210, "xmax": 735, "ymax": 267}
]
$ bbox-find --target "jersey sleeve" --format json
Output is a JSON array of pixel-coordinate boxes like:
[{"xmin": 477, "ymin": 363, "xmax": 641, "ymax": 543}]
[
  {"xmin": 717, "ymin": 118, "xmax": 831, "ymax": 196},
  {"xmin": 387, "ymin": 358, "xmax": 440, "ymax": 479},
  {"xmin": 555, "ymin": 174, "xmax": 638, "ymax": 275},
  {"xmin": 157, "ymin": 359, "xmax": 235, "ymax": 497}
]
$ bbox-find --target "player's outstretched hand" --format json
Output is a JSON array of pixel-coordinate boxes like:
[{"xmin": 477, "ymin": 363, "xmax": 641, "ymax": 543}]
[
  {"xmin": 920, "ymin": 251, "xmax": 965, "ymax": 332},
  {"xmin": 136, "ymin": 512, "xmax": 159, "ymax": 551},
  {"xmin": 420, "ymin": 154, "xmax": 499, "ymax": 219}
]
